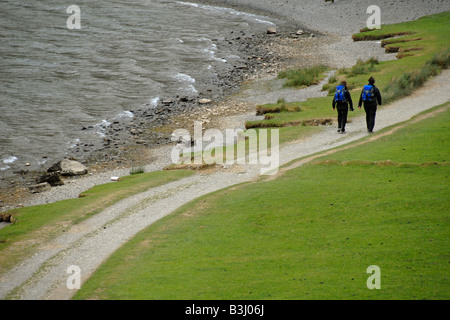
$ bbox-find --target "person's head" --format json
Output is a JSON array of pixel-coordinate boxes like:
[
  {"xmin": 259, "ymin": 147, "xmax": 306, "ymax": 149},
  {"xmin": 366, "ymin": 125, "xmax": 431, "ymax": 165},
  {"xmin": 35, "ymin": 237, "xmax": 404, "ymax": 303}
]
[
  {"xmin": 341, "ymin": 80, "xmax": 347, "ymax": 88},
  {"xmin": 368, "ymin": 77, "xmax": 375, "ymax": 85}
]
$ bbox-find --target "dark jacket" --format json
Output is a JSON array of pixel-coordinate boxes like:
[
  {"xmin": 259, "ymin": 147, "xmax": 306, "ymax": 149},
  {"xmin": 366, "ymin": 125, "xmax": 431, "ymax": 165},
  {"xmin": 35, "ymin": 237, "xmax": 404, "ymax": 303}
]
[
  {"xmin": 332, "ymin": 88, "xmax": 353, "ymax": 110},
  {"xmin": 358, "ymin": 84, "xmax": 382, "ymax": 107}
]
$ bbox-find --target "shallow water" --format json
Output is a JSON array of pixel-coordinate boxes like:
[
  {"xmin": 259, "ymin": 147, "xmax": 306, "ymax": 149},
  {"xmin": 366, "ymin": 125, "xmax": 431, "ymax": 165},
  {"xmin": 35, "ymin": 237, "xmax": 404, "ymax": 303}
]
[{"xmin": 0, "ymin": 0, "xmax": 277, "ymax": 176}]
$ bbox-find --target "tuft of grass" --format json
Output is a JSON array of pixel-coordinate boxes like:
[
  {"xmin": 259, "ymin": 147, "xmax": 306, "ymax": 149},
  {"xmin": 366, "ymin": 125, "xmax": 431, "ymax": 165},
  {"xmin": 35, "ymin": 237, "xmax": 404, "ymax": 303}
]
[
  {"xmin": 381, "ymin": 37, "xmax": 423, "ymax": 48},
  {"xmin": 352, "ymin": 31, "xmax": 415, "ymax": 41},
  {"xmin": 255, "ymin": 99, "xmax": 301, "ymax": 116},
  {"xmin": 383, "ymin": 48, "xmax": 449, "ymax": 104},
  {"xmin": 130, "ymin": 165, "xmax": 145, "ymax": 175},
  {"xmin": 278, "ymin": 65, "xmax": 328, "ymax": 88},
  {"xmin": 430, "ymin": 47, "xmax": 450, "ymax": 69},
  {"xmin": 339, "ymin": 57, "xmax": 379, "ymax": 77}
]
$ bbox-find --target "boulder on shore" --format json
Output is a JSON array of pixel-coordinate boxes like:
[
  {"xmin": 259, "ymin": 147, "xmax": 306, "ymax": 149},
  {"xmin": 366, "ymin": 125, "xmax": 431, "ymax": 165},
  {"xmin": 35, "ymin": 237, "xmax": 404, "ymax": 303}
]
[
  {"xmin": 37, "ymin": 172, "xmax": 64, "ymax": 186},
  {"xmin": 47, "ymin": 159, "xmax": 88, "ymax": 176}
]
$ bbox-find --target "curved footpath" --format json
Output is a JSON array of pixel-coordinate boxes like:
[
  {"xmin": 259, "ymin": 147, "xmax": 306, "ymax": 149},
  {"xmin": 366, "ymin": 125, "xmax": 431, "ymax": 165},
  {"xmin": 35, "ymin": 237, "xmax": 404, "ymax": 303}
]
[{"xmin": 1, "ymin": 69, "xmax": 449, "ymax": 300}]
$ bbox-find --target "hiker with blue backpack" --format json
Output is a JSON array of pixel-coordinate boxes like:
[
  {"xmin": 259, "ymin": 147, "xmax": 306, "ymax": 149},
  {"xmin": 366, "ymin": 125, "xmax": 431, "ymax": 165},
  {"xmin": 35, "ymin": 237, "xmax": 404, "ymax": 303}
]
[
  {"xmin": 358, "ymin": 77, "xmax": 382, "ymax": 133},
  {"xmin": 332, "ymin": 80, "xmax": 353, "ymax": 133}
]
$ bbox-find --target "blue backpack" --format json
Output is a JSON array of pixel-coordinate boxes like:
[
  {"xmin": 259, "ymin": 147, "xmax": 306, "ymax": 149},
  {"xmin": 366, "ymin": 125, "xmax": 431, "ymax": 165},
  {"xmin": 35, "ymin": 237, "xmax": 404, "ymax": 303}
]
[
  {"xmin": 362, "ymin": 85, "xmax": 374, "ymax": 101},
  {"xmin": 334, "ymin": 85, "xmax": 346, "ymax": 102}
]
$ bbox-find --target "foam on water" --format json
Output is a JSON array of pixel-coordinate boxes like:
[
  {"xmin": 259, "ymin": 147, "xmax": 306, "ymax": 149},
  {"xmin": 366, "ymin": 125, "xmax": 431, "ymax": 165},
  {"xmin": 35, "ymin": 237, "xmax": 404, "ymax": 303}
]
[
  {"xmin": 2, "ymin": 156, "xmax": 18, "ymax": 164},
  {"xmin": 177, "ymin": 1, "xmax": 276, "ymax": 26}
]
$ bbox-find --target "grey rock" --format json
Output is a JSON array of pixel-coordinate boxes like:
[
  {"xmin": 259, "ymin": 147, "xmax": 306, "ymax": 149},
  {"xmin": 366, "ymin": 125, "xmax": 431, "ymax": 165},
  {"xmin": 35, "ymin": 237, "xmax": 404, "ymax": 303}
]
[
  {"xmin": 48, "ymin": 159, "xmax": 88, "ymax": 176},
  {"xmin": 29, "ymin": 182, "xmax": 51, "ymax": 194},
  {"xmin": 37, "ymin": 172, "xmax": 64, "ymax": 187}
]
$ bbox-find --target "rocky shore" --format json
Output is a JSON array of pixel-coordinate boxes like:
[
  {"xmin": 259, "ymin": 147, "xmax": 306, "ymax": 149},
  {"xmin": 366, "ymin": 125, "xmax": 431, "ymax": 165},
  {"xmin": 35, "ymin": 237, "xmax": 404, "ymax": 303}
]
[{"xmin": 0, "ymin": 21, "xmax": 316, "ymax": 212}]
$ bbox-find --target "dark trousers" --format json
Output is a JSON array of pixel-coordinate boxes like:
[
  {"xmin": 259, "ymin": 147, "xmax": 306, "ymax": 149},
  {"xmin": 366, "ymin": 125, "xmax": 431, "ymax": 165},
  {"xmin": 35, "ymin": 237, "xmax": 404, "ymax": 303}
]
[
  {"xmin": 363, "ymin": 102, "xmax": 377, "ymax": 132},
  {"xmin": 336, "ymin": 104, "xmax": 348, "ymax": 131}
]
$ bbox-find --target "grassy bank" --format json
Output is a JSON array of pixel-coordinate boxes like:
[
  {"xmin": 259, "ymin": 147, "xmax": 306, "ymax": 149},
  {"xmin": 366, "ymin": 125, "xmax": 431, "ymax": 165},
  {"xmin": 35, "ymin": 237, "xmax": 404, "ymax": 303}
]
[
  {"xmin": 247, "ymin": 12, "xmax": 449, "ymax": 131},
  {"xmin": 74, "ymin": 103, "xmax": 449, "ymax": 300},
  {"xmin": 0, "ymin": 170, "xmax": 193, "ymax": 274}
]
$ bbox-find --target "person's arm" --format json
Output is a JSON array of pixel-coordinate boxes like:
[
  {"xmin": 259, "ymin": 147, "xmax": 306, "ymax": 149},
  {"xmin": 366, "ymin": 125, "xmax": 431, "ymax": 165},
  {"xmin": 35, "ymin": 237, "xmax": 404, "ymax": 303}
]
[
  {"xmin": 375, "ymin": 87, "xmax": 382, "ymax": 105},
  {"xmin": 346, "ymin": 90, "xmax": 354, "ymax": 110},
  {"xmin": 358, "ymin": 89, "xmax": 363, "ymax": 108},
  {"xmin": 332, "ymin": 97, "xmax": 336, "ymax": 109}
]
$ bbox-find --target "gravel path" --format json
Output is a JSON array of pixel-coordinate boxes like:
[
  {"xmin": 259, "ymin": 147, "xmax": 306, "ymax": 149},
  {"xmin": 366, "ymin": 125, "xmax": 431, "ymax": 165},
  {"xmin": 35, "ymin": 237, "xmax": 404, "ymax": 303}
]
[{"xmin": 1, "ymin": 0, "xmax": 449, "ymax": 300}]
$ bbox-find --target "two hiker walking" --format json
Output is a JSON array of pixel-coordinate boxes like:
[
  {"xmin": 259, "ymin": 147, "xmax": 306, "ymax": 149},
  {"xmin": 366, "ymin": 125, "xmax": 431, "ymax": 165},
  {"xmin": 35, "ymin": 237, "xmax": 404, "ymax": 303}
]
[{"xmin": 332, "ymin": 77, "xmax": 382, "ymax": 133}]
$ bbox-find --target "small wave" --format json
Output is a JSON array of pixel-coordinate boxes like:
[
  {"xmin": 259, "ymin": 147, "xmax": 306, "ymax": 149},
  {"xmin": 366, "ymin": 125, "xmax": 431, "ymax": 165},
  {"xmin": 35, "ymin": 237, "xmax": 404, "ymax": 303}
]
[
  {"xmin": 68, "ymin": 138, "xmax": 81, "ymax": 149},
  {"xmin": 0, "ymin": 166, "xmax": 10, "ymax": 171},
  {"xmin": 253, "ymin": 18, "xmax": 276, "ymax": 26},
  {"xmin": 175, "ymin": 73, "xmax": 196, "ymax": 84},
  {"xmin": 93, "ymin": 119, "xmax": 111, "ymax": 138},
  {"xmin": 177, "ymin": 1, "xmax": 276, "ymax": 26},
  {"xmin": 38, "ymin": 158, "xmax": 49, "ymax": 166},
  {"xmin": 174, "ymin": 73, "xmax": 198, "ymax": 94},
  {"xmin": 177, "ymin": 1, "xmax": 199, "ymax": 8},
  {"xmin": 150, "ymin": 97, "xmax": 160, "ymax": 107},
  {"xmin": 113, "ymin": 110, "xmax": 134, "ymax": 120},
  {"xmin": 2, "ymin": 156, "xmax": 18, "ymax": 164},
  {"xmin": 202, "ymin": 43, "xmax": 227, "ymax": 63},
  {"xmin": 186, "ymin": 85, "xmax": 198, "ymax": 94}
]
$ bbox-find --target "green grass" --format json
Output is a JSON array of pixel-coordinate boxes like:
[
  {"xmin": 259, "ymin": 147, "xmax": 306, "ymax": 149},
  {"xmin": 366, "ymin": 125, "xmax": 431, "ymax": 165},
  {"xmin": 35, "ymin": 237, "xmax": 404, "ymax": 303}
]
[
  {"xmin": 340, "ymin": 57, "xmax": 380, "ymax": 77},
  {"xmin": 246, "ymin": 12, "xmax": 449, "ymax": 134},
  {"xmin": 278, "ymin": 65, "xmax": 328, "ymax": 88},
  {"xmin": 255, "ymin": 99, "xmax": 301, "ymax": 115},
  {"xmin": 0, "ymin": 170, "xmax": 194, "ymax": 274},
  {"xmin": 383, "ymin": 48, "xmax": 450, "ymax": 104},
  {"xmin": 325, "ymin": 105, "xmax": 450, "ymax": 164},
  {"xmin": 73, "ymin": 104, "xmax": 450, "ymax": 300},
  {"xmin": 350, "ymin": 12, "xmax": 450, "ymax": 94}
]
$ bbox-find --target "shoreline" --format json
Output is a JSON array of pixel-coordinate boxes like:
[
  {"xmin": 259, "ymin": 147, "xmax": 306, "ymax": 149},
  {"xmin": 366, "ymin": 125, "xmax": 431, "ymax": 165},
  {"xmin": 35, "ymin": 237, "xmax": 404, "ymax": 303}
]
[{"xmin": 0, "ymin": 7, "xmax": 313, "ymax": 212}]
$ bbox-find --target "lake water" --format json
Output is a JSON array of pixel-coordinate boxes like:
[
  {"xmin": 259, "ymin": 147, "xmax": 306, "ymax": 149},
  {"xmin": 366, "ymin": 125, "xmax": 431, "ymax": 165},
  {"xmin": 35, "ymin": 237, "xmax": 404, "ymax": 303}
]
[{"xmin": 0, "ymin": 0, "xmax": 277, "ymax": 177}]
